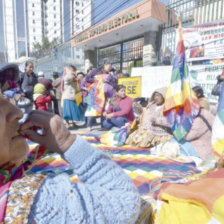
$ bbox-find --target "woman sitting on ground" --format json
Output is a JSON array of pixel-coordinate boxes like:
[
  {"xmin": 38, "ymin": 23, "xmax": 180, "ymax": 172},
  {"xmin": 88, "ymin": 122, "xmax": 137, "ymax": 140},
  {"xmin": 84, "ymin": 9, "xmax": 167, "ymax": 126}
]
[
  {"xmin": 103, "ymin": 85, "xmax": 135, "ymax": 129},
  {"xmin": 0, "ymin": 63, "xmax": 140, "ymax": 224},
  {"xmin": 126, "ymin": 87, "xmax": 173, "ymax": 148},
  {"xmin": 181, "ymin": 107, "xmax": 215, "ymax": 159}
]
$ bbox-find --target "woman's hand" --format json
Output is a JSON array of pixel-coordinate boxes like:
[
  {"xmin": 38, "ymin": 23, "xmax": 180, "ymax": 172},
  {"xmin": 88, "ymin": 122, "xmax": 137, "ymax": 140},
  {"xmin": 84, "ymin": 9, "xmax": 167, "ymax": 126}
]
[
  {"xmin": 19, "ymin": 111, "xmax": 76, "ymax": 154},
  {"xmin": 106, "ymin": 113, "xmax": 114, "ymax": 119}
]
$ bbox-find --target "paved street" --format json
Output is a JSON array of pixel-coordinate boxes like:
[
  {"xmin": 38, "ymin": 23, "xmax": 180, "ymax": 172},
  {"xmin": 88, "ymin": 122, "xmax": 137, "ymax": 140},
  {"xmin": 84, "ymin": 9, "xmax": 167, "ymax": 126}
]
[{"xmin": 69, "ymin": 120, "xmax": 107, "ymax": 136}]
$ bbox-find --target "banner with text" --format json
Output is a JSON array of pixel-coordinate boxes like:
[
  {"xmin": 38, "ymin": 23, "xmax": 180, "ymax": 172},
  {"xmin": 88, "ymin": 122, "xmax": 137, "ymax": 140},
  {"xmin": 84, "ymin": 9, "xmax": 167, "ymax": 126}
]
[
  {"xmin": 189, "ymin": 64, "xmax": 224, "ymax": 103},
  {"xmin": 180, "ymin": 24, "xmax": 224, "ymax": 61},
  {"xmin": 131, "ymin": 65, "xmax": 222, "ymax": 103},
  {"xmin": 118, "ymin": 76, "xmax": 141, "ymax": 98}
]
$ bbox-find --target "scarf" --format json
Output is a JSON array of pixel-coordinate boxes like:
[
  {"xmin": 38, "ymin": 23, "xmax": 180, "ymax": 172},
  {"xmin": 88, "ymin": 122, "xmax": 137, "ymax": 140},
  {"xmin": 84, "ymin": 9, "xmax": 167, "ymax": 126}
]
[{"xmin": 0, "ymin": 145, "xmax": 48, "ymax": 223}]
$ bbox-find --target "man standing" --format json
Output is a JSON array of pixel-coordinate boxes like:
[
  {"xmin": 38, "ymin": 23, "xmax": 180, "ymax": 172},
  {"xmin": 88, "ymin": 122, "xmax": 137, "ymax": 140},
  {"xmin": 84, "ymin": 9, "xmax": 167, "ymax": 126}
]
[{"xmin": 52, "ymin": 71, "xmax": 62, "ymax": 116}]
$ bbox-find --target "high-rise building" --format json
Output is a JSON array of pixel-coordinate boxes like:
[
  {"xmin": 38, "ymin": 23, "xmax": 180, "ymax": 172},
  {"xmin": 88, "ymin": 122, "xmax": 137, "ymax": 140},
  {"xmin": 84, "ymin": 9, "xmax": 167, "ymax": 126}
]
[{"xmin": 0, "ymin": 0, "xmax": 91, "ymax": 63}]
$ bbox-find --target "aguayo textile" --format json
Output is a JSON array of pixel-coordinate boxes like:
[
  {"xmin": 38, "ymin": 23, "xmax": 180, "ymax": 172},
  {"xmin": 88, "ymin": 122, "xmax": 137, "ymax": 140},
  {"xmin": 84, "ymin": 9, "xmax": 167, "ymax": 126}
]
[
  {"xmin": 157, "ymin": 168, "xmax": 224, "ymax": 224},
  {"xmin": 163, "ymin": 20, "xmax": 200, "ymax": 141},
  {"xmin": 212, "ymin": 81, "xmax": 224, "ymax": 158},
  {"xmin": 84, "ymin": 75, "xmax": 105, "ymax": 117},
  {"xmin": 27, "ymin": 132, "xmax": 201, "ymax": 197},
  {"xmin": 0, "ymin": 146, "xmax": 47, "ymax": 223}
]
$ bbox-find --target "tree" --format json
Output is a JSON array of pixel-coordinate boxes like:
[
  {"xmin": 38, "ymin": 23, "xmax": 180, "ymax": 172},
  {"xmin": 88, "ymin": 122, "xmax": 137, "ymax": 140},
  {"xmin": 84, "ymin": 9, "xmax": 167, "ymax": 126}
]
[{"xmin": 32, "ymin": 37, "xmax": 61, "ymax": 58}]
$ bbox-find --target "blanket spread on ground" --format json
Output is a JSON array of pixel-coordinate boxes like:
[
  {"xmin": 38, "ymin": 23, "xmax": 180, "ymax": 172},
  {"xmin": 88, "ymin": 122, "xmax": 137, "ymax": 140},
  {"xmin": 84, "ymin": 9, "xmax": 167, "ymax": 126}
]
[{"xmin": 27, "ymin": 132, "xmax": 201, "ymax": 197}]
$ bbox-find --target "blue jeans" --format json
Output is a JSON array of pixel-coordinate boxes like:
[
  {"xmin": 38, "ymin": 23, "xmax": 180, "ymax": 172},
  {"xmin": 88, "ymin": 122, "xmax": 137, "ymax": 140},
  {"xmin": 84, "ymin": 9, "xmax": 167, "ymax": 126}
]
[{"xmin": 103, "ymin": 116, "xmax": 128, "ymax": 129}]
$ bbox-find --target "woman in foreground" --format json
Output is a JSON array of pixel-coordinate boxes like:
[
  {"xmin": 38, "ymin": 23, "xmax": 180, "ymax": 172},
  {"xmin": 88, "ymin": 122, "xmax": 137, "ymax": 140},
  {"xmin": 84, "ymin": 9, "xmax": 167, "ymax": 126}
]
[{"xmin": 0, "ymin": 63, "xmax": 140, "ymax": 224}]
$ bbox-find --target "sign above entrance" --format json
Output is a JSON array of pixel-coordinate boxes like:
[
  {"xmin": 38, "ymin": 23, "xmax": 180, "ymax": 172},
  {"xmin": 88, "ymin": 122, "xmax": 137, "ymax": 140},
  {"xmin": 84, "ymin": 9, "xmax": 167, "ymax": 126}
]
[{"xmin": 74, "ymin": 8, "xmax": 140, "ymax": 44}]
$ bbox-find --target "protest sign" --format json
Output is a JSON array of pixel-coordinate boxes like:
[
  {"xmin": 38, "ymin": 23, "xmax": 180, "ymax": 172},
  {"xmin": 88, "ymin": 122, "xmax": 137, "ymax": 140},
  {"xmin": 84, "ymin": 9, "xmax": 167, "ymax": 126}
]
[
  {"xmin": 118, "ymin": 76, "xmax": 141, "ymax": 98},
  {"xmin": 131, "ymin": 66, "xmax": 171, "ymax": 98},
  {"xmin": 180, "ymin": 24, "xmax": 224, "ymax": 61},
  {"xmin": 189, "ymin": 64, "xmax": 223, "ymax": 103},
  {"xmin": 132, "ymin": 65, "xmax": 221, "ymax": 103}
]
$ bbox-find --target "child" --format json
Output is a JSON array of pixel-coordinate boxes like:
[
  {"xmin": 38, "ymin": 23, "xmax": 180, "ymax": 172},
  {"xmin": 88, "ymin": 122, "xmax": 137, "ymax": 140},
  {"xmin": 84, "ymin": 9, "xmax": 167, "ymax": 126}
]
[{"xmin": 33, "ymin": 83, "xmax": 51, "ymax": 111}]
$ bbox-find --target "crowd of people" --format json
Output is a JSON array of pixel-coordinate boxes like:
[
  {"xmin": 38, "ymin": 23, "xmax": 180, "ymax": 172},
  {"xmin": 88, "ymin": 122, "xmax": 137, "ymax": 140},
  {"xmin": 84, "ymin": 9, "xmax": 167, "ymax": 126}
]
[
  {"xmin": 0, "ymin": 60, "xmax": 222, "ymax": 223},
  {"xmin": 0, "ymin": 61, "xmax": 132, "ymax": 130},
  {"xmin": 0, "ymin": 61, "xmax": 218, "ymax": 161}
]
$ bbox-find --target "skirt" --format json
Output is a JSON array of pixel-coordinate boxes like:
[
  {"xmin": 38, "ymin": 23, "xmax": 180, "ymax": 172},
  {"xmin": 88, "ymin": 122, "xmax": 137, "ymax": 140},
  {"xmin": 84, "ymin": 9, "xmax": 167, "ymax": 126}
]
[
  {"xmin": 126, "ymin": 128, "xmax": 173, "ymax": 148},
  {"xmin": 63, "ymin": 99, "xmax": 84, "ymax": 121}
]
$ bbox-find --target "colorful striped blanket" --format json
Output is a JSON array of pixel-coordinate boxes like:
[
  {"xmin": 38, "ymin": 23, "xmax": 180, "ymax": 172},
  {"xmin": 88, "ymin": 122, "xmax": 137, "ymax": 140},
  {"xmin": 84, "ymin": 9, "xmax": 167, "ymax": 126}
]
[{"xmin": 27, "ymin": 132, "xmax": 201, "ymax": 197}]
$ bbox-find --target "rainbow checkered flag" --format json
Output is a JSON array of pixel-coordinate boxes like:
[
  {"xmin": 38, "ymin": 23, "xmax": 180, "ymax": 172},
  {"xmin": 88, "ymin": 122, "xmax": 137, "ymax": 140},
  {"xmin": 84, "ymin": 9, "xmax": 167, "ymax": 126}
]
[
  {"xmin": 212, "ymin": 82, "xmax": 224, "ymax": 157},
  {"xmin": 163, "ymin": 19, "xmax": 200, "ymax": 141}
]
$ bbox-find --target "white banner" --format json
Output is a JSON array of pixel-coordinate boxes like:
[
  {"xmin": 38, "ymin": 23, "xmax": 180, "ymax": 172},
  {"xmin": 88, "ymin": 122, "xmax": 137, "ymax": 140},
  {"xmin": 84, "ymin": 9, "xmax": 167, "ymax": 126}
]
[
  {"xmin": 131, "ymin": 66, "xmax": 172, "ymax": 98},
  {"xmin": 132, "ymin": 64, "xmax": 222, "ymax": 103},
  {"xmin": 180, "ymin": 24, "xmax": 224, "ymax": 61},
  {"xmin": 188, "ymin": 64, "xmax": 224, "ymax": 103}
]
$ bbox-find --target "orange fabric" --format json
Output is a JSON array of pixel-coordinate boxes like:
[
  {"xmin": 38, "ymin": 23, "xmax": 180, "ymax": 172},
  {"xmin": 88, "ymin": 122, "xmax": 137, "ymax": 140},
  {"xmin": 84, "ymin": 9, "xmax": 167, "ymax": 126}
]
[{"xmin": 158, "ymin": 168, "xmax": 224, "ymax": 213}]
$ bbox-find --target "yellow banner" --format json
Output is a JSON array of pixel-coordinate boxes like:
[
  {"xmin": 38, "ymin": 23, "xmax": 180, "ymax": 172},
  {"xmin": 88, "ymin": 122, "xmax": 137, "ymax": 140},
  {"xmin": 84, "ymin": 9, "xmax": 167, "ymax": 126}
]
[{"xmin": 118, "ymin": 76, "xmax": 141, "ymax": 98}]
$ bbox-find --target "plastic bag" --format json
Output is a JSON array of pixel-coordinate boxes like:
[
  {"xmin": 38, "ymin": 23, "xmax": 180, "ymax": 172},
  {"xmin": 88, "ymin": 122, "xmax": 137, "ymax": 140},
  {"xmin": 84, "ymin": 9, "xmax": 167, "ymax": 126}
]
[{"xmin": 211, "ymin": 81, "xmax": 223, "ymax": 96}]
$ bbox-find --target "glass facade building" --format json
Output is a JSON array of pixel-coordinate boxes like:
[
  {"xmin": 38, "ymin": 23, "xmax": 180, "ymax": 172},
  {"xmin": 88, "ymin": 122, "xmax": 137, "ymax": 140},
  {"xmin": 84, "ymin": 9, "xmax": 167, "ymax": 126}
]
[
  {"xmin": 0, "ymin": 0, "xmax": 6, "ymax": 62},
  {"xmin": 16, "ymin": 0, "xmax": 26, "ymax": 58},
  {"xmin": 63, "ymin": 0, "xmax": 71, "ymax": 42}
]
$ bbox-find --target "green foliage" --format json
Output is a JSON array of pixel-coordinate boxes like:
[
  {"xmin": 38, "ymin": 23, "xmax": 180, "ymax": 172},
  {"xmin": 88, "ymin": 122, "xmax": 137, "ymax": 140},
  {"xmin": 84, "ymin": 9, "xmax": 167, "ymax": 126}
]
[{"xmin": 32, "ymin": 37, "xmax": 61, "ymax": 58}]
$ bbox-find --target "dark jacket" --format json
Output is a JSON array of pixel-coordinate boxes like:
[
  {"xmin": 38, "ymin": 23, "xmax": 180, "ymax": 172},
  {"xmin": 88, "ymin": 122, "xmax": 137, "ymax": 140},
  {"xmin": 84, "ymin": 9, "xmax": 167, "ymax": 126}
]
[{"xmin": 19, "ymin": 72, "xmax": 38, "ymax": 101}]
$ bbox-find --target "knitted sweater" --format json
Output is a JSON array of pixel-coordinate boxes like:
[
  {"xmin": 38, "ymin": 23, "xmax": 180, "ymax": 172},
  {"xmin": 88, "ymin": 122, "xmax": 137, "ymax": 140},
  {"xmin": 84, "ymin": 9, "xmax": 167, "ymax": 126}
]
[{"xmin": 28, "ymin": 135, "xmax": 140, "ymax": 224}]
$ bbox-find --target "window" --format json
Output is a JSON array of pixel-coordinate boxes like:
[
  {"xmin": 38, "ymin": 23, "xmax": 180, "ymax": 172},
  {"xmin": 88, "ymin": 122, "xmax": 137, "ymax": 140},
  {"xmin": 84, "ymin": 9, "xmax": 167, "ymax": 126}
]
[
  {"xmin": 76, "ymin": 55, "xmax": 80, "ymax": 59},
  {"xmin": 54, "ymin": 30, "xmax": 57, "ymax": 34},
  {"xmin": 54, "ymin": 22, "xmax": 57, "ymax": 26},
  {"xmin": 54, "ymin": 0, "xmax": 56, "ymax": 2},
  {"xmin": 76, "ymin": 17, "xmax": 79, "ymax": 22},
  {"xmin": 32, "ymin": 11, "xmax": 35, "ymax": 16},
  {"xmin": 76, "ymin": 2, "xmax": 79, "ymax": 6},
  {"xmin": 76, "ymin": 9, "xmax": 79, "ymax": 14},
  {"xmin": 33, "ymin": 28, "xmax": 35, "ymax": 32},
  {"xmin": 54, "ymin": 14, "xmax": 56, "ymax": 18},
  {"xmin": 32, "ymin": 3, "xmax": 34, "ymax": 7},
  {"xmin": 33, "ymin": 19, "xmax": 35, "ymax": 24},
  {"xmin": 76, "ymin": 25, "xmax": 79, "ymax": 29},
  {"xmin": 54, "ymin": 6, "xmax": 56, "ymax": 10},
  {"xmin": 33, "ymin": 36, "xmax": 36, "ymax": 40},
  {"xmin": 82, "ymin": 10, "xmax": 84, "ymax": 14},
  {"xmin": 99, "ymin": 44, "xmax": 121, "ymax": 67}
]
